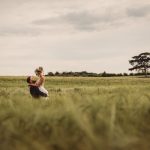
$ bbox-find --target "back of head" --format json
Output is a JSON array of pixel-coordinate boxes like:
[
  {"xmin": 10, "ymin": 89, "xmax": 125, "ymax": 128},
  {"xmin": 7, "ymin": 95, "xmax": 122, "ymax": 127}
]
[{"xmin": 27, "ymin": 76, "xmax": 31, "ymax": 83}]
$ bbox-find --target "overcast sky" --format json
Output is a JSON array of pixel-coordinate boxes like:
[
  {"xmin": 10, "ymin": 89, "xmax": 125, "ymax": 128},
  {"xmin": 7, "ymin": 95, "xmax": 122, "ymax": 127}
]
[{"xmin": 0, "ymin": 0, "xmax": 150, "ymax": 75}]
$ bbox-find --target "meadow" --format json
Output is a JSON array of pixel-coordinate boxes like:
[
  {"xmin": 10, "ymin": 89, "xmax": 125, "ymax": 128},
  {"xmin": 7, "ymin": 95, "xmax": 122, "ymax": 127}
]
[{"xmin": 0, "ymin": 76, "xmax": 150, "ymax": 150}]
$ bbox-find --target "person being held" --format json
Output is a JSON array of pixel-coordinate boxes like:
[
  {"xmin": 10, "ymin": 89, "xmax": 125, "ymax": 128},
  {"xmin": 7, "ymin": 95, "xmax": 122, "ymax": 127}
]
[{"xmin": 27, "ymin": 67, "xmax": 48, "ymax": 98}]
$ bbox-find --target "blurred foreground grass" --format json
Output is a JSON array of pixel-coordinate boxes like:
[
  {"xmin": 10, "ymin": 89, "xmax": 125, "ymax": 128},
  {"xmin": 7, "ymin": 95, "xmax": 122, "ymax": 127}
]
[{"xmin": 0, "ymin": 76, "xmax": 150, "ymax": 150}]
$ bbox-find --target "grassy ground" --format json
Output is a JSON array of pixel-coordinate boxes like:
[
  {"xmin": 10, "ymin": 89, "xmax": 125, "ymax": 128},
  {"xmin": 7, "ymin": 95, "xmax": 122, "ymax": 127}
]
[{"xmin": 0, "ymin": 76, "xmax": 150, "ymax": 150}]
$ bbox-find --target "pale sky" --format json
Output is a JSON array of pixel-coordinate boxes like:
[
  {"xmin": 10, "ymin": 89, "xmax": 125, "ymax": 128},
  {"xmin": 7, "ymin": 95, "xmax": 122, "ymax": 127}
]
[{"xmin": 0, "ymin": 0, "xmax": 150, "ymax": 75}]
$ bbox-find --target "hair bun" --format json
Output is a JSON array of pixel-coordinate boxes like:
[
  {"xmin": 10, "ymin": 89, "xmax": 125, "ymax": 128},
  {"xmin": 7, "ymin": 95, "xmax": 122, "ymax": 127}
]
[
  {"xmin": 38, "ymin": 66, "xmax": 43, "ymax": 71},
  {"xmin": 35, "ymin": 66, "xmax": 43, "ymax": 76}
]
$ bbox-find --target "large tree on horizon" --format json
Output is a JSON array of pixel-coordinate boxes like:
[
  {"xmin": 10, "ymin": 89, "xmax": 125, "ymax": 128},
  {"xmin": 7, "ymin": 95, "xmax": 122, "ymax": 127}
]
[{"xmin": 129, "ymin": 52, "xmax": 150, "ymax": 77}]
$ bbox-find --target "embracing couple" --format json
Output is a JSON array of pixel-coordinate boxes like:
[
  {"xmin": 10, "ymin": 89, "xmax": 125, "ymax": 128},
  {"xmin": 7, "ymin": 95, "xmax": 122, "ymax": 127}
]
[{"xmin": 27, "ymin": 67, "xmax": 48, "ymax": 98}]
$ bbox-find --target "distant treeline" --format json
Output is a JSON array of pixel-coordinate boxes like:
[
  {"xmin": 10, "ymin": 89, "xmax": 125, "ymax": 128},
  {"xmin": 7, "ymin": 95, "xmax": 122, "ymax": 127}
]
[{"xmin": 46, "ymin": 71, "xmax": 150, "ymax": 77}]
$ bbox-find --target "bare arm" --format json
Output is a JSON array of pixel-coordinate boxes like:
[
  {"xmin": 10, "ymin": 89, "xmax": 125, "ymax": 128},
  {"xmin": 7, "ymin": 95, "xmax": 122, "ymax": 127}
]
[
  {"xmin": 35, "ymin": 73, "xmax": 45, "ymax": 87},
  {"xmin": 28, "ymin": 83, "xmax": 38, "ymax": 87}
]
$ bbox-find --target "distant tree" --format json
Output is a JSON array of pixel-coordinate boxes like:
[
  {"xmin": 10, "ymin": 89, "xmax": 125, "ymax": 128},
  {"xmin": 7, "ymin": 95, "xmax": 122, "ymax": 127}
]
[
  {"xmin": 101, "ymin": 71, "xmax": 107, "ymax": 77},
  {"xmin": 55, "ymin": 71, "xmax": 60, "ymax": 76},
  {"xmin": 123, "ymin": 73, "xmax": 128, "ymax": 76},
  {"xmin": 116, "ymin": 73, "xmax": 123, "ymax": 76},
  {"xmin": 47, "ymin": 71, "xmax": 129, "ymax": 77},
  {"xmin": 129, "ymin": 73, "xmax": 134, "ymax": 76},
  {"xmin": 129, "ymin": 52, "xmax": 150, "ymax": 77},
  {"xmin": 47, "ymin": 72, "xmax": 54, "ymax": 76}
]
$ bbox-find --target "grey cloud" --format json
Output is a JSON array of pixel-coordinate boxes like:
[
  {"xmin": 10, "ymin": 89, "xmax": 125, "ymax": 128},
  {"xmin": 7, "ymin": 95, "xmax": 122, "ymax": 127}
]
[
  {"xmin": 127, "ymin": 5, "xmax": 150, "ymax": 17},
  {"xmin": 32, "ymin": 11, "xmax": 118, "ymax": 31},
  {"xmin": 63, "ymin": 12, "xmax": 116, "ymax": 31},
  {"xmin": 32, "ymin": 3, "xmax": 150, "ymax": 32},
  {"xmin": 0, "ymin": 26, "xmax": 41, "ymax": 37}
]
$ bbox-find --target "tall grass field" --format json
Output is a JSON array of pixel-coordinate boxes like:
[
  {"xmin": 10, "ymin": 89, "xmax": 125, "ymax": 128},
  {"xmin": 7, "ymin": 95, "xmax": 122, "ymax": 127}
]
[{"xmin": 0, "ymin": 76, "xmax": 150, "ymax": 150}]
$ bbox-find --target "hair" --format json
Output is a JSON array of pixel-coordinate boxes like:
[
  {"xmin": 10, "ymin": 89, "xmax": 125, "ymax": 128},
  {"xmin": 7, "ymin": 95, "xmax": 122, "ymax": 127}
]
[
  {"xmin": 35, "ymin": 67, "xmax": 43, "ymax": 76},
  {"xmin": 27, "ymin": 76, "xmax": 31, "ymax": 83}
]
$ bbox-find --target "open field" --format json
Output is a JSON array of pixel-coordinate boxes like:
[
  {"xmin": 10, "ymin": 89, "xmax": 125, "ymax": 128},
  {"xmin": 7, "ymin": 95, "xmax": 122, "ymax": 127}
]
[{"xmin": 0, "ymin": 76, "xmax": 150, "ymax": 150}]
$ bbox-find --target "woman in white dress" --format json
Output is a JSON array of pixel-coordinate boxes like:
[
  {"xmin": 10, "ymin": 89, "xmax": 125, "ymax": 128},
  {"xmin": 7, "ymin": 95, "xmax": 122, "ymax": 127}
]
[{"xmin": 28, "ymin": 67, "xmax": 48, "ymax": 97}]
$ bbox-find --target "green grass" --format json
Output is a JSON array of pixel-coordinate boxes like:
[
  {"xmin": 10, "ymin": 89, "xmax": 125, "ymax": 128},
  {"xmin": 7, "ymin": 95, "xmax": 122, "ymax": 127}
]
[{"xmin": 0, "ymin": 77, "xmax": 150, "ymax": 150}]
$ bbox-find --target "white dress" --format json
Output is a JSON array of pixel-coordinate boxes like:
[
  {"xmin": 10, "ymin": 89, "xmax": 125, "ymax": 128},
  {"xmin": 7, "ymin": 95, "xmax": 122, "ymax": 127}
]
[
  {"xmin": 39, "ymin": 86, "xmax": 48, "ymax": 95},
  {"xmin": 36, "ymin": 78, "xmax": 49, "ymax": 96}
]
